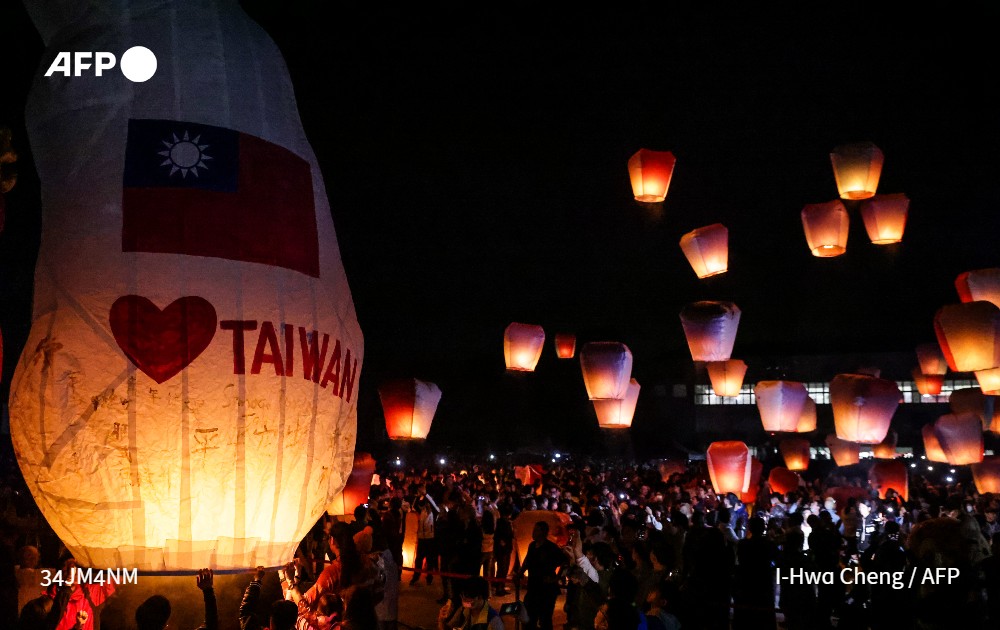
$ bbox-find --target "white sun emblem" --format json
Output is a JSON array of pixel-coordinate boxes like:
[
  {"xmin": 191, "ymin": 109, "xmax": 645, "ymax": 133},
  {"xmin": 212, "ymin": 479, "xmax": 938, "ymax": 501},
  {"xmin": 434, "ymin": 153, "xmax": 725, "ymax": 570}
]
[{"xmin": 158, "ymin": 131, "xmax": 212, "ymax": 178}]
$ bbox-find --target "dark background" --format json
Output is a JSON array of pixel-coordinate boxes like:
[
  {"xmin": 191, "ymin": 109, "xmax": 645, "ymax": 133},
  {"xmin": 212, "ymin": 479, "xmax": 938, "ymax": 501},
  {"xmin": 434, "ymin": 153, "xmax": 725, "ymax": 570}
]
[{"xmin": 2, "ymin": 1, "xmax": 1000, "ymax": 456}]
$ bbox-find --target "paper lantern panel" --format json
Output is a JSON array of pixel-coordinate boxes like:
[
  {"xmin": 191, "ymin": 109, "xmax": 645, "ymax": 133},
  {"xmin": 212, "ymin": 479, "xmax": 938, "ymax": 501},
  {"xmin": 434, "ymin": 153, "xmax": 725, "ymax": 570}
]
[
  {"xmin": 679, "ymin": 223, "xmax": 729, "ymax": 279},
  {"xmin": 580, "ymin": 341, "xmax": 633, "ymax": 400},
  {"xmin": 801, "ymin": 200, "xmax": 849, "ymax": 257},
  {"xmin": 628, "ymin": 149, "xmax": 676, "ymax": 203},
  {"xmin": 706, "ymin": 359, "xmax": 747, "ymax": 397},
  {"xmin": 706, "ymin": 441, "xmax": 751, "ymax": 495},
  {"xmin": 504, "ymin": 322, "xmax": 545, "ymax": 371},
  {"xmin": 934, "ymin": 302, "xmax": 1000, "ymax": 373},
  {"xmin": 956, "ymin": 268, "xmax": 1000, "ymax": 309},
  {"xmin": 831, "ymin": 374, "xmax": 899, "ymax": 444},
  {"xmin": 554, "ymin": 332, "xmax": 576, "ymax": 359},
  {"xmin": 859, "ymin": 193, "xmax": 908, "ymax": 244},
  {"xmin": 756, "ymin": 381, "xmax": 809, "ymax": 433},
  {"xmin": 679, "ymin": 301, "xmax": 741, "ymax": 362},
  {"xmin": 830, "ymin": 141, "xmax": 883, "ymax": 200},
  {"xmin": 593, "ymin": 379, "xmax": 640, "ymax": 429},
  {"xmin": 379, "ymin": 378, "xmax": 442, "ymax": 440}
]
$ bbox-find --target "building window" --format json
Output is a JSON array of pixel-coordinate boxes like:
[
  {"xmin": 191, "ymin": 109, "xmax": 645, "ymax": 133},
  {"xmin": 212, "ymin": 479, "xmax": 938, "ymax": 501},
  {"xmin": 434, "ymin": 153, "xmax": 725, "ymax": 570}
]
[{"xmin": 694, "ymin": 379, "xmax": 974, "ymax": 405}]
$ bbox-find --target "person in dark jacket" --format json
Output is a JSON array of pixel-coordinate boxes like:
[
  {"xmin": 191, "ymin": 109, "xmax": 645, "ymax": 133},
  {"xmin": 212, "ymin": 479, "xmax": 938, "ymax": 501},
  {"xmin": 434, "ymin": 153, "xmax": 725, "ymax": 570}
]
[
  {"xmin": 516, "ymin": 520, "xmax": 563, "ymax": 630},
  {"xmin": 239, "ymin": 566, "xmax": 298, "ymax": 630}
]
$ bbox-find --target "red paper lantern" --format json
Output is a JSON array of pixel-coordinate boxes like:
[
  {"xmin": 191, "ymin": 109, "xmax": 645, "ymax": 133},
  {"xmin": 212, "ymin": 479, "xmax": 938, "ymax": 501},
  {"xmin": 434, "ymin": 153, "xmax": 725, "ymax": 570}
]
[
  {"xmin": 830, "ymin": 141, "xmax": 883, "ymax": 200},
  {"xmin": 971, "ymin": 457, "xmax": 1000, "ymax": 494},
  {"xmin": 934, "ymin": 302, "xmax": 1000, "ymax": 372},
  {"xmin": 679, "ymin": 301, "xmax": 741, "ymax": 362},
  {"xmin": 859, "ymin": 193, "xmax": 908, "ymax": 244},
  {"xmin": 922, "ymin": 424, "xmax": 948, "ymax": 463},
  {"xmin": 706, "ymin": 359, "xmax": 747, "ymax": 397},
  {"xmin": 756, "ymin": 380, "xmax": 809, "ymax": 433},
  {"xmin": 826, "ymin": 434, "xmax": 861, "ymax": 467},
  {"xmin": 679, "ymin": 223, "xmax": 729, "ymax": 278},
  {"xmin": 768, "ymin": 467, "xmax": 800, "ymax": 495},
  {"xmin": 592, "ymin": 379, "xmax": 640, "ymax": 429},
  {"xmin": 872, "ymin": 430, "xmax": 898, "ymax": 459},
  {"xmin": 580, "ymin": 341, "xmax": 633, "ymax": 400},
  {"xmin": 956, "ymin": 268, "xmax": 1000, "ymax": 308},
  {"xmin": 869, "ymin": 460, "xmax": 908, "ymax": 501},
  {"xmin": 740, "ymin": 457, "xmax": 764, "ymax": 505},
  {"xmin": 916, "ymin": 343, "xmax": 949, "ymax": 376},
  {"xmin": 831, "ymin": 374, "xmax": 900, "ymax": 444},
  {"xmin": 554, "ymin": 332, "xmax": 576, "ymax": 359},
  {"xmin": 780, "ymin": 438, "xmax": 811, "ymax": 471},
  {"xmin": 934, "ymin": 412, "xmax": 984, "ymax": 465},
  {"xmin": 801, "ymin": 200, "xmax": 849, "ymax": 257},
  {"xmin": 912, "ymin": 368, "xmax": 944, "ymax": 396},
  {"xmin": 327, "ymin": 452, "xmax": 376, "ymax": 516},
  {"xmin": 379, "ymin": 378, "xmax": 442, "ymax": 440},
  {"xmin": 796, "ymin": 397, "xmax": 818, "ymax": 433},
  {"xmin": 706, "ymin": 441, "xmax": 752, "ymax": 495},
  {"xmin": 628, "ymin": 149, "xmax": 676, "ymax": 203},
  {"xmin": 504, "ymin": 322, "xmax": 545, "ymax": 371}
]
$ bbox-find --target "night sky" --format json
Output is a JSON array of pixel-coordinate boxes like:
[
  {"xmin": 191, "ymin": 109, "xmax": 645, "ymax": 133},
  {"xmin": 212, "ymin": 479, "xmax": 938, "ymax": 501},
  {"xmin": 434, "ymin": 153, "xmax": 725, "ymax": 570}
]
[{"xmin": 2, "ymin": 2, "xmax": 1000, "ymax": 454}]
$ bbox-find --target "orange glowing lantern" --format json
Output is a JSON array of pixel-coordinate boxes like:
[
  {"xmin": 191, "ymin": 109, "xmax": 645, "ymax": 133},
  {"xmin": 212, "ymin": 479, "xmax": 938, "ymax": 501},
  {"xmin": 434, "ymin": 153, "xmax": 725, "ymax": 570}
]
[
  {"xmin": 706, "ymin": 441, "xmax": 752, "ymax": 495},
  {"xmin": 934, "ymin": 412, "xmax": 984, "ymax": 465},
  {"xmin": 796, "ymin": 397, "xmax": 818, "ymax": 433},
  {"xmin": 859, "ymin": 193, "xmax": 908, "ymax": 244},
  {"xmin": 830, "ymin": 141, "xmax": 884, "ymax": 200},
  {"xmin": 971, "ymin": 457, "xmax": 1000, "ymax": 494},
  {"xmin": 922, "ymin": 424, "xmax": 948, "ymax": 463},
  {"xmin": 580, "ymin": 341, "xmax": 633, "ymax": 400},
  {"xmin": 513, "ymin": 510, "xmax": 572, "ymax": 566},
  {"xmin": 504, "ymin": 322, "xmax": 545, "ymax": 371},
  {"xmin": 679, "ymin": 224, "xmax": 729, "ymax": 279},
  {"xmin": 327, "ymin": 452, "xmax": 376, "ymax": 516},
  {"xmin": 912, "ymin": 368, "xmax": 944, "ymax": 396},
  {"xmin": 627, "ymin": 149, "xmax": 676, "ymax": 203},
  {"xmin": 592, "ymin": 379, "xmax": 640, "ymax": 429},
  {"xmin": 869, "ymin": 460, "xmax": 908, "ymax": 501},
  {"xmin": 768, "ymin": 467, "xmax": 800, "ymax": 495},
  {"xmin": 872, "ymin": 430, "xmax": 898, "ymax": 459},
  {"xmin": 706, "ymin": 359, "xmax": 747, "ymax": 397},
  {"xmin": 916, "ymin": 343, "xmax": 949, "ymax": 376},
  {"xmin": 378, "ymin": 378, "xmax": 442, "ymax": 440},
  {"xmin": 826, "ymin": 434, "xmax": 861, "ymax": 467},
  {"xmin": 975, "ymin": 368, "xmax": 1000, "ymax": 395},
  {"xmin": 950, "ymin": 387, "xmax": 1000, "ymax": 433},
  {"xmin": 740, "ymin": 457, "xmax": 764, "ymax": 505},
  {"xmin": 934, "ymin": 302, "xmax": 1000, "ymax": 372},
  {"xmin": 679, "ymin": 301, "xmax": 741, "ymax": 362},
  {"xmin": 801, "ymin": 200, "xmax": 849, "ymax": 257},
  {"xmin": 831, "ymin": 374, "xmax": 900, "ymax": 444},
  {"xmin": 554, "ymin": 333, "xmax": 576, "ymax": 359},
  {"xmin": 755, "ymin": 380, "xmax": 809, "ymax": 433},
  {"xmin": 780, "ymin": 438, "xmax": 811, "ymax": 471},
  {"xmin": 956, "ymin": 268, "xmax": 1000, "ymax": 308}
]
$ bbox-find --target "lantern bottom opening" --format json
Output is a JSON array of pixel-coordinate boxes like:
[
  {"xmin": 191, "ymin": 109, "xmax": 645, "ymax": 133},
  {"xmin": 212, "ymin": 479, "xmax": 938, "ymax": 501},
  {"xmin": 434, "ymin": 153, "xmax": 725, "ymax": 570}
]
[
  {"xmin": 811, "ymin": 245, "xmax": 846, "ymax": 257},
  {"xmin": 634, "ymin": 194, "xmax": 666, "ymax": 203},
  {"xmin": 840, "ymin": 190, "xmax": 876, "ymax": 200}
]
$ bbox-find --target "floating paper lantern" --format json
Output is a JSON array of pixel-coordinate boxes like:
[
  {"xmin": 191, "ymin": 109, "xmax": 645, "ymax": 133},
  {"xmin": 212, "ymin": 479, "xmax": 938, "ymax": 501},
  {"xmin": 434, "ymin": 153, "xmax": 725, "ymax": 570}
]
[
  {"xmin": 801, "ymin": 200, "xmax": 849, "ymax": 257},
  {"xmin": 859, "ymin": 193, "xmax": 908, "ymax": 244},
  {"xmin": 934, "ymin": 412, "xmax": 984, "ymax": 465},
  {"xmin": 767, "ymin": 467, "xmax": 800, "ymax": 495},
  {"xmin": 872, "ymin": 430, "xmax": 898, "ymax": 459},
  {"xmin": 706, "ymin": 359, "xmax": 747, "ymax": 397},
  {"xmin": 934, "ymin": 302, "xmax": 1000, "ymax": 372},
  {"xmin": 916, "ymin": 343, "xmax": 949, "ymax": 376},
  {"xmin": 912, "ymin": 368, "xmax": 944, "ymax": 396},
  {"xmin": 379, "ymin": 378, "xmax": 442, "ymax": 440},
  {"xmin": 756, "ymin": 381, "xmax": 809, "ymax": 433},
  {"xmin": 971, "ymin": 457, "xmax": 1000, "ymax": 494},
  {"xmin": 9, "ymin": 5, "xmax": 364, "ymax": 571},
  {"xmin": 830, "ymin": 141, "xmax": 884, "ymax": 200},
  {"xmin": 679, "ymin": 224, "xmax": 729, "ymax": 278},
  {"xmin": 504, "ymin": 322, "xmax": 545, "ymax": 371},
  {"xmin": 740, "ymin": 458, "xmax": 764, "ymax": 506},
  {"xmin": 580, "ymin": 342, "xmax": 633, "ymax": 400},
  {"xmin": 592, "ymin": 379, "xmax": 640, "ymax": 429},
  {"xmin": 975, "ymin": 368, "xmax": 1000, "ymax": 395},
  {"xmin": 826, "ymin": 434, "xmax": 861, "ymax": 467},
  {"xmin": 327, "ymin": 452, "xmax": 376, "ymax": 516},
  {"xmin": 554, "ymin": 333, "xmax": 576, "ymax": 359},
  {"xmin": 780, "ymin": 438, "xmax": 811, "ymax": 471},
  {"xmin": 922, "ymin": 424, "xmax": 948, "ymax": 463},
  {"xmin": 796, "ymin": 397, "xmax": 817, "ymax": 433},
  {"xmin": 831, "ymin": 374, "xmax": 900, "ymax": 444},
  {"xmin": 869, "ymin": 460, "xmax": 908, "ymax": 501},
  {"xmin": 627, "ymin": 149, "xmax": 676, "ymax": 203},
  {"xmin": 956, "ymin": 268, "xmax": 1000, "ymax": 308},
  {"xmin": 679, "ymin": 301, "xmax": 741, "ymax": 362},
  {"xmin": 950, "ymin": 388, "xmax": 1000, "ymax": 433},
  {"xmin": 706, "ymin": 441, "xmax": 752, "ymax": 495},
  {"xmin": 513, "ymin": 510, "xmax": 572, "ymax": 566}
]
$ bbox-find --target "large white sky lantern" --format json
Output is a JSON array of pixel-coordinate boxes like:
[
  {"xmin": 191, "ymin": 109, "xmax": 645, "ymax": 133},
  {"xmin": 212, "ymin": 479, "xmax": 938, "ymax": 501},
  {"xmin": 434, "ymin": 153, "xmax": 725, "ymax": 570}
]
[
  {"xmin": 830, "ymin": 374, "xmax": 900, "ymax": 444},
  {"xmin": 504, "ymin": 322, "xmax": 545, "ymax": 371},
  {"xmin": 679, "ymin": 224, "xmax": 729, "ymax": 278},
  {"xmin": 9, "ymin": 5, "xmax": 364, "ymax": 572},
  {"xmin": 830, "ymin": 141, "xmax": 884, "ymax": 200},
  {"xmin": 580, "ymin": 341, "xmax": 633, "ymax": 400},
  {"xmin": 592, "ymin": 379, "xmax": 640, "ymax": 429},
  {"xmin": 934, "ymin": 302, "xmax": 1000, "ymax": 372},
  {"xmin": 755, "ymin": 381, "xmax": 809, "ymax": 433},
  {"xmin": 679, "ymin": 301, "xmax": 741, "ymax": 362},
  {"xmin": 859, "ymin": 193, "xmax": 908, "ymax": 244},
  {"xmin": 801, "ymin": 200, "xmax": 849, "ymax": 257},
  {"xmin": 956, "ymin": 268, "xmax": 1000, "ymax": 308}
]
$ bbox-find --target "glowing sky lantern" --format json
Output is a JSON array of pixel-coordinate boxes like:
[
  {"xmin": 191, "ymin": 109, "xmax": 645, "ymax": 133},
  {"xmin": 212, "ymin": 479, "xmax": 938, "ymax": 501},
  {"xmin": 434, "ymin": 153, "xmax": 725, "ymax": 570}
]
[
  {"xmin": 826, "ymin": 434, "xmax": 861, "ymax": 467},
  {"xmin": 679, "ymin": 224, "xmax": 729, "ymax": 279},
  {"xmin": 706, "ymin": 441, "xmax": 752, "ymax": 495},
  {"xmin": 869, "ymin": 460, "xmax": 908, "ymax": 501},
  {"xmin": 971, "ymin": 457, "xmax": 1000, "ymax": 494},
  {"xmin": 513, "ymin": 510, "xmax": 571, "ymax": 566},
  {"xmin": 801, "ymin": 200, "xmax": 849, "ymax": 257},
  {"xmin": 627, "ymin": 148, "xmax": 676, "ymax": 203},
  {"xmin": 706, "ymin": 359, "xmax": 747, "ymax": 397},
  {"xmin": 872, "ymin": 430, "xmax": 898, "ymax": 459},
  {"xmin": 580, "ymin": 342, "xmax": 633, "ymax": 400},
  {"xmin": 950, "ymin": 387, "xmax": 1000, "ymax": 433},
  {"xmin": 912, "ymin": 368, "xmax": 944, "ymax": 396},
  {"xmin": 955, "ymin": 268, "xmax": 1000, "ymax": 308},
  {"xmin": 934, "ymin": 302, "xmax": 1000, "ymax": 372},
  {"xmin": 922, "ymin": 424, "xmax": 948, "ymax": 463},
  {"xmin": 859, "ymin": 193, "xmax": 908, "ymax": 244},
  {"xmin": 976, "ymin": 368, "xmax": 1000, "ymax": 395},
  {"xmin": 554, "ymin": 332, "xmax": 577, "ymax": 359},
  {"xmin": 326, "ymin": 452, "xmax": 375, "ymax": 517},
  {"xmin": 830, "ymin": 141, "xmax": 884, "ymax": 200},
  {"xmin": 378, "ymin": 378, "xmax": 442, "ymax": 440},
  {"xmin": 592, "ymin": 379, "xmax": 640, "ymax": 429},
  {"xmin": 768, "ymin": 467, "xmax": 800, "ymax": 495},
  {"xmin": 504, "ymin": 322, "xmax": 545, "ymax": 371},
  {"xmin": 8, "ymin": 4, "xmax": 363, "ymax": 571},
  {"xmin": 934, "ymin": 412, "xmax": 984, "ymax": 465},
  {"xmin": 740, "ymin": 458, "xmax": 764, "ymax": 506},
  {"xmin": 796, "ymin": 397, "xmax": 817, "ymax": 433},
  {"xmin": 830, "ymin": 374, "xmax": 900, "ymax": 444},
  {"xmin": 780, "ymin": 438, "xmax": 811, "ymax": 471},
  {"xmin": 916, "ymin": 343, "xmax": 949, "ymax": 376},
  {"xmin": 755, "ymin": 380, "xmax": 809, "ymax": 433},
  {"xmin": 679, "ymin": 301, "xmax": 741, "ymax": 362}
]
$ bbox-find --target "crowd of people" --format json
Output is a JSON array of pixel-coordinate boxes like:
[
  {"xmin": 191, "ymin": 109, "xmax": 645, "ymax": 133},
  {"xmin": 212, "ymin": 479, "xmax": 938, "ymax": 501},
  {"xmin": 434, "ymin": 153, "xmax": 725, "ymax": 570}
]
[{"xmin": 3, "ymin": 453, "xmax": 1000, "ymax": 629}]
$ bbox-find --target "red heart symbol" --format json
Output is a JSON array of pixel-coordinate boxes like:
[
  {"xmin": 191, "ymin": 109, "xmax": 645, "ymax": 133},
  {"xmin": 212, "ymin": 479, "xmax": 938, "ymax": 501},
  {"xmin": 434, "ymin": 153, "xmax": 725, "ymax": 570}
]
[{"xmin": 110, "ymin": 295, "xmax": 217, "ymax": 383}]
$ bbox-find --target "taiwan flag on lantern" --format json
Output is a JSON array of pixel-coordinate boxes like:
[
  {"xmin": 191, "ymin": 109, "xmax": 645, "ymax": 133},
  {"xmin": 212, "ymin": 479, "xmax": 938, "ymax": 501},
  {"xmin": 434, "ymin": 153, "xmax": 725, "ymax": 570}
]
[{"xmin": 122, "ymin": 118, "xmax": 320, "ymax": 277}]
